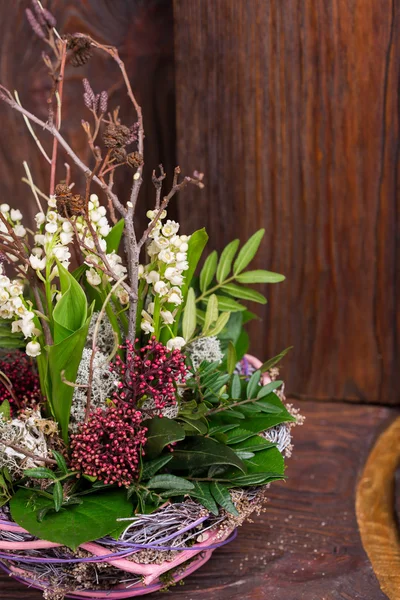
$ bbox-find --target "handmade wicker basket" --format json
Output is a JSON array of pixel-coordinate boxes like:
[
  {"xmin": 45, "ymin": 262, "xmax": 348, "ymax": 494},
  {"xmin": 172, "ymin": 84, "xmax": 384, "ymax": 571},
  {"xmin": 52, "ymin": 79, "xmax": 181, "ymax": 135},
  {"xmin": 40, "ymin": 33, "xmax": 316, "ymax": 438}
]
[{"xmin": 0, "ymin": 355, "xmax": 284, "ymax": 599}]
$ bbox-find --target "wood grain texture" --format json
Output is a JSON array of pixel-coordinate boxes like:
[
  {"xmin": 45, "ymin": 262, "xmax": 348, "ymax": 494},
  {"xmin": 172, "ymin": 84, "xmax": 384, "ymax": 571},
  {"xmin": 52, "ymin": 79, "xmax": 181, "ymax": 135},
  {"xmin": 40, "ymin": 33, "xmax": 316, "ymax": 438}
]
[
  {"xmin": 173, "ymin": 0, "xmax": 400, "ymax": 405},
  {"xmin": 0, "ymin": 0, "xmax": 176, "ymax": 231},
  {"xmin": 356, "ymin": 416, "xmax": 400, "ymax": 599},
  {"xmin": 0, "ymin": 400, "xmax": 394, "ymax": 600}
]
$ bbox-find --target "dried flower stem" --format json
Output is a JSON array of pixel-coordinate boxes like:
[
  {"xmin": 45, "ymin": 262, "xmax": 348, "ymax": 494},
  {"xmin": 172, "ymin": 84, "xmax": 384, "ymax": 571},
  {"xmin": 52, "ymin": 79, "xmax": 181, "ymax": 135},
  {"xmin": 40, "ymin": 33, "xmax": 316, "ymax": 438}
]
[
  {"xmin": 14, "ymin": 91, "xmax": 51, "ymax": 164},
  {"xmin": 0, "ymin": 440, "xmax": 57, "ymax": 466},
  {"xmin": 49, "ymin": 40, "xmax": 67, "ymax": 196}
]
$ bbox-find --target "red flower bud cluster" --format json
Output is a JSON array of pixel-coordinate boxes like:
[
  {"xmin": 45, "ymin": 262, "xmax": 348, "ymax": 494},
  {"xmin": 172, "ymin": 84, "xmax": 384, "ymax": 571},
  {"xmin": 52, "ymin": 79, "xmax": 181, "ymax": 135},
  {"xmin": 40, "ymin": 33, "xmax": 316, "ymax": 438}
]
[
  {"xmin": 70, "ymin": 405, "xmax": 147, "ymax": 487},
  {"xmin": 110, "ymin": 337, "xmax": 188, "ymax": 415},
  {"xmin": 0, "ymin": 352, "xmax": 41, "ymax": 414}
]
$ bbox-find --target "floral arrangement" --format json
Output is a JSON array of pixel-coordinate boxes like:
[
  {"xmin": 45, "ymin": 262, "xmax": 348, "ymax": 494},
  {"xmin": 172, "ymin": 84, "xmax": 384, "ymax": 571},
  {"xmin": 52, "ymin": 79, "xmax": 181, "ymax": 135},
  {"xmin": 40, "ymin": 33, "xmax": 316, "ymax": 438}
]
[{"xmin": 0, "ymin": 3, "xmax": 302, "ymax": 598}]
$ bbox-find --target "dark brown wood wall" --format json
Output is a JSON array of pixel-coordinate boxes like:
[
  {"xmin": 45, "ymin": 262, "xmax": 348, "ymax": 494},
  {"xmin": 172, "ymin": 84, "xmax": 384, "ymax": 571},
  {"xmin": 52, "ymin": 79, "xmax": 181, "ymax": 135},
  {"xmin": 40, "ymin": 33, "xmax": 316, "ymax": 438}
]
[{"xmin": 173, "ymin": 0, "xmax": 400, "ymax": 405}]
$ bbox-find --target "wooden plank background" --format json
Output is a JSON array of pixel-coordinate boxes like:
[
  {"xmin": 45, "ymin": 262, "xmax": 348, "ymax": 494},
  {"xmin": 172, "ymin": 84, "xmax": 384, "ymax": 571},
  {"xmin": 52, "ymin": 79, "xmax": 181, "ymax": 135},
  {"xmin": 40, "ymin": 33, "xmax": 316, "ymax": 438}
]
[{"xmin": 173, "ymin": 0, "xmax": 400, "ymax": 405}]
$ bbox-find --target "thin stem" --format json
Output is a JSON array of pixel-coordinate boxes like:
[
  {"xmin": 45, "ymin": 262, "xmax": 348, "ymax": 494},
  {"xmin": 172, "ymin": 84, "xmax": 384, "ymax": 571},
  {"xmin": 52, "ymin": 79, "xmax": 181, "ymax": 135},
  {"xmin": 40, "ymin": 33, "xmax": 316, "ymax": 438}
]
[
  {"xmin": 14, "ymin": 91, "xmax": 51, "ymax": 164},
  {"xmin": 196, "ymin": 275, "xmax": 236, "ymax": 303},
  {"xmin": 0, "ymin": 441, "xmax": 57, "ymax": 466},
  {"xmin": 49, "ymin": 40, "xmax": 67, "ymax": 196}
]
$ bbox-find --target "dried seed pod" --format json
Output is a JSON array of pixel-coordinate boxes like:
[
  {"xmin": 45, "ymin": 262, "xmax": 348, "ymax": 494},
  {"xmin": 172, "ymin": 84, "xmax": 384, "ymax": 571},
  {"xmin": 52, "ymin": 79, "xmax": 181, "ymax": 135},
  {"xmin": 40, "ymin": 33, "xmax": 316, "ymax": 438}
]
[
  {"xmin": 55, "ymin": 183, "xmax": 85, "ymax": 217},
  {"xmin": 127, "ymin": 151, "xmax": 144, "ymax": 169},
  {"xmin": 110, "ymin": 147, "xmax": 127, "ymax": 163},
  {"xmin": 103, "ymin": 123, "xmax": 131, "ymax": 148},
  {"xmin": 65, "ymin": 35, "xmax": 93, "ymax": 67}
]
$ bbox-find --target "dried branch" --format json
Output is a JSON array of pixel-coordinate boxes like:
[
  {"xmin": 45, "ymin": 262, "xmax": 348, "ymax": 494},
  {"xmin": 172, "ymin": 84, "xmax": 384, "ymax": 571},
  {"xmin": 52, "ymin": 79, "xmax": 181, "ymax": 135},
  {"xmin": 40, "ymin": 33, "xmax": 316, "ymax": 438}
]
[
  {"xmin": 49, "ymin": 40, "xmax": 67, "ymax": 196},
  {"xmin": 0, "ymin": 440, "xmax": 57, "ymax": 466}
]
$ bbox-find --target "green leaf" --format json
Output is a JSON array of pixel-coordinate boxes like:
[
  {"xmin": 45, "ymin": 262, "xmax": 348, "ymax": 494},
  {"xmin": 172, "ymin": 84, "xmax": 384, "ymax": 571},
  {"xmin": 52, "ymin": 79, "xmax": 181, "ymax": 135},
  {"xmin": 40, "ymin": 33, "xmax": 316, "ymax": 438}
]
[
  {"xmin": 233, "ymin": 230, "xmax": 265, "ymax": 275},
  {"xmin": 247, "ymin": 370, "xmax": 261, "ymax": 398},
  {"xmin": 206, "ymin": 311, "xmax": 231, "ymax": 337},
  {"xmin": 230, "ymin": 374, "xmax": 242, "ymax": 399},
  {"xmin": 210, "ymin": 482, "xmax": 239, "ymax": 516},
  {"xmin": 182, "ymin": 288, "xmax": 197, "ymax": 341},
  {"xmin": 224, "ymin": 427, "xmax": 259, "ymax": 445},
  {"xmin": 170, "ymin": 436, "xmax": 246, "ymax": 473},
  {"xmin": 227, "ymin": 341, "xmax": 237, "ymax": 375},
  {"xmin": 224, "ymin": 447, "xmax": 285, "ymax": 482},
  {"xmin": 53, "ymin": 262, "xmax": 88, "ymax": 343},
  {"xmin": 45, "ymin": 305, "xmax": 94, "ymax": 443},
  {"xmin": 53, "ymin": 481, "xmax": 63, "ymax": 512},
  {"xmin": 216, "ymin": 239, "xmax": 240, "ymax": 283},
  {"xmin": 257, "ymin": 381, "xmax": 283, "ymax": 399},
  {"xmin": 235, "ymin": 270, "xmax": 285, "ymax": 284},
  {"xmin": 144, "ymin": 417, "xmax": 186, "ymax": 459},
  {"xmin": 105, "ymin": 219, "xmax": 125, "ymax": 253},
  {"xmin": 0, "ymin": 320, "xmax": 24, "ymax": 349},
  {"xmin": 0, "ymin": 399, "xmax": 11, "ymax": 421},
  {"xmin": 259, "ymin": 347, "xmax": 293, "ymax": 372},
  {"xmin": 189, "ymin": 482, "xmax": 219, "ymax": 515},
  {"xmin": 52, "ymin": 451, "xmax": 68, "ymax": 475},
  {"xmin": 221, "ymin": 283, "xmax": 267, "ymax": 304},
  {"xmin": 200, "ymin": 250, "xmax": 218, "ymax": 293},
  {"xmin": 10, "ymin": 488, "xmax": 133, "ymax": 551},
  {"xmin": 147, "ymin": 475, "xmax": 194, "ymax": 491},
  {"xmin": 227, "ymin": 472, "xmax": 283, "ymax": 486},
  {"xmin": 23, "ymin": 467, "xmax": 56, "ymax": 480},
  {"xmin": 214, "ymin": 296, "xmax": 246, "ymax": 312},
  {"xmin": 173, "ymin": 229, "xmax": 208, "ymax": 336},
  {"xmin": 204, "ymin": 294, "xmax": 219, "ymax": 332},
  {"xmin": 232, "ymin": 436, "xmax": 276, "ymax": 453},
  {"xmin": 178, "ymin": 416, "xmax": 208, "ymax": 435},
  {"xmin": 141, "ymin": 456, "xmax": 173, "ymax": 480}
]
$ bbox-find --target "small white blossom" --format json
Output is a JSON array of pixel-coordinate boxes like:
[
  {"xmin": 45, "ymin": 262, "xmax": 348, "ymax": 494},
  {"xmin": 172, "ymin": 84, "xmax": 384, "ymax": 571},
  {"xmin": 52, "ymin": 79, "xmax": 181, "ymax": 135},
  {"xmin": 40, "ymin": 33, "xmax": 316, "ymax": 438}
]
[
  {"xmin": 160, "ymin": 310, "xmax": 174, "ymax": 324},
  {"xmin": 29, "ymin": 254, "xmax": 47, "ymax": 270},
  {"xmin": 86, "ymin": 268, "xmax": 102, "ymax": 287},
  {"xmin": 60, "ymin": 231, "xmax": 74, "ymax": 246},
  {"xmin": 158, "ymin": 249, "xmax": 175, "ymax": 264},
  {"xmin": 117, "ymin": 288, "xmax": 129, "ymax": 304},
  {"xmin": 141, "ymin": 319, "xmax": 155, "ymax": 334},
  {"xmin": 45, "ymin": 222, "xmax": 58, "ymax": 234},
  {"xmin": 145, "ymin": 270, "xmax": 160, "ymax": 284},
  {"xmin": 13, "ymin": 224, "xmax": 26, "ymax": 237},
  {"xmin": 166, "ymin": 336, "xmax": 186, "ymax": 350},
  {"xmin": 0, "ymin": 204, "xmax": 10, "ymax": 213},
  {"xmin": 154, "ymin": 280, "xmax": 169, "ymax": 296},
  {"xmin": 26, "ymin": 340, "xmax": 41, "ymax": 357},
  {"xmin": 162, "ymin": 220, "xmax": 179, "ymax": 237},
  {"xmin": 10, "ymin": 209, "xmax": 22, "ymax": 221},
  {"xmin": 35, "ymin": 212, "xmax": 46, "ymax": 226}
]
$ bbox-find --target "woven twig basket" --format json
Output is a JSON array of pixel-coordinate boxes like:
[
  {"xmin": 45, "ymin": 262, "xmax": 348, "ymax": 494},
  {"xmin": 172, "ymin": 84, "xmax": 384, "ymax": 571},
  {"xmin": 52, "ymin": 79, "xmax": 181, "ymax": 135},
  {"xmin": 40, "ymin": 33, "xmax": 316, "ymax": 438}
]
[{"xmin": 0, "ymin": 355, "xmax": 270, "ymax": 598}]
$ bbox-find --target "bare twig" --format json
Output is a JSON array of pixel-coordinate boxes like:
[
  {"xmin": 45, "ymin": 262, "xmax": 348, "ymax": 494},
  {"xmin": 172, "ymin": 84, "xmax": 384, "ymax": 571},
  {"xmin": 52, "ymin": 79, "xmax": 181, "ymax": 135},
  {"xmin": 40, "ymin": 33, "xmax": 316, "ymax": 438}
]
[
  {"xmin": 49, "ymin": 40, "xmax": 67, "ymax": 196},
  {"xmin": 23, "ymin": 161, "xmax": 44, "ymax": 214},
  {"xmin": 14, "ymin": 91, "xmax": 51, "ymax": 164},
  {"xmin": 0, "ymin": 440, "xmax": 57, "ymax": 466}
]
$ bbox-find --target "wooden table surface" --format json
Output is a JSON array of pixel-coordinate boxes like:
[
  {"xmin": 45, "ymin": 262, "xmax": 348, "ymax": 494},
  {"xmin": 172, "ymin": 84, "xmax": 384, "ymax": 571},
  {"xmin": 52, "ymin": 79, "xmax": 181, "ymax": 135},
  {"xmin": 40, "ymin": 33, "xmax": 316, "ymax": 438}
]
[{"xmin": 1, "ymin": 400, "xmax": 395, "ymax": 600}]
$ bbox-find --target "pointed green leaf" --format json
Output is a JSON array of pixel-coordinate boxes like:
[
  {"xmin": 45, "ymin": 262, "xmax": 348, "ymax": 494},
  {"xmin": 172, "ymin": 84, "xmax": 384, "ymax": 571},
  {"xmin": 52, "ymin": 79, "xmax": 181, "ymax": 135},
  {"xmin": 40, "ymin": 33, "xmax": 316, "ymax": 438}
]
[
  {"xmin": 221, "ymin": 283, "xmax": 267, "ymax": 304},
  {"xmin": 210, "ymin": 482, "xmax": 239, "ymax": 516},
  {"xmin": 53, "ymin": 262, "xmax": 88, "ymax": 343},
  {"xmin": 200, "ymin": 250, "xmax": 218, "ymax": 293},
  {"xmin": 170, "ymin": 436, "xmax": 247, "ymax": 473},
  {"xmin": 214, "ymin": 296, "xmax": 246, "ymax": 312},
  {"xmin": 231, "ymin": 436, "xmax": 276, "ymax": 453},
  {"xmin": 183, "ymin": 288, "xmax": 197, "ymax": 341},
  {"xmin": 23, "ymin": 467, "xmax": 56, "ymax": 480},
  {"xmin": 105, "ymin": 219, "xmax": 125, "ymax": 253},
  {"xmin": 247, "ymin": 370, "xmax": 261, "ymax": 399},
  {"xmin": 231, "ymin": 374, "xmax": 241, "ymax": 399},
  {"xmin": 52, "ymin": 451, "xmax": 68, "ymax": 475},
  {"xmin": 259, "ymin": 347, "xmax": 293, "ymax": 372},
  {"xmin": 204, "ymin": 294, "xmax": 218, "ymax": 332},
  {"xmin": 147, "ymin": 475, "xmax": 194, "ymax": 491},
  {"xmin": 53, "ymin": 481, "xmax": 63, "ymax": 512},
  {"xmin": 141, "ymin": 456, "xmax": 173, "ymax": 480},
  {"xmin": 189, "ymin": 482, "xmax": 219, "ymax": 515},
  {"xmin": 233, "ymin": 230, "xmax": 265, "ymax": 275},
  {"xmin": 257, "ymin": 380, "xmax": 283, "ymax": 398},
  {"xmin": 206, "ymin": 311, "xmax": 231, "ymax": 336},
  {"xmin": 227, "ymin": 341, "xmax": 237, "ymax": 375},
  {"xmin": 235, "ymin": 270, "xmax": 285, "ymax": 284},
  {"xmin": 216, "ymin": 239, "xmax": 240, "ymax": 283},
  {"xmin": 144, "ymin": 417, "xmax": 186, "ymax": 459}
]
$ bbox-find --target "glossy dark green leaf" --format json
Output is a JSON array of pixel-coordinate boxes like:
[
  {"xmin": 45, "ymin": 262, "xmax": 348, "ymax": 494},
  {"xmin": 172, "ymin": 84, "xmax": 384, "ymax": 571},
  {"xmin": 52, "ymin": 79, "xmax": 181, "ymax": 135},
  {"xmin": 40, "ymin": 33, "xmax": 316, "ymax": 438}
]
[
  {"xmin": 10, "ymin": 488, "xmax": 133, "ymax": 551},
  {"xmin": 170, "ymin": 436, "xmax": 246, "ymax": 473},
  {"xmin": 246, "ymin": 370, "xmax": 261, "ymax": 399},
  {"xmin": 210, "ymin": 482, "xmax": 239, "ymax": 516},
  {"xmin": 53, "ymin": 481, "xmax": 63, "ymax": 512},
  {"xmin": 189, "ymin": 482, "xmax": 219, "ymax": 515},
  {"xmin": 144, "ymin": 417, "xmax": 186, "ymax": 459},
  {"xmin": 23, "ymin": 467, "xmax": 56, "ymax": 480},
  {"xmin": 231, "ymin": 436, "xmax": 275, "ymax": 453},
  {"xmin": 52, "ymin": 451, "xmax": 68, "ymax": 475},
  {"xmin": 140, "ymin": 455, "xmax": 173, "ymax": 480},
  {"xmin": 147, "ymin": 474, "xmax": 194, "ymax": 491}
]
